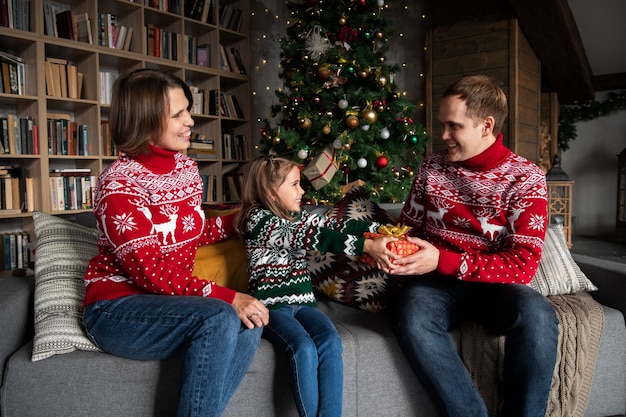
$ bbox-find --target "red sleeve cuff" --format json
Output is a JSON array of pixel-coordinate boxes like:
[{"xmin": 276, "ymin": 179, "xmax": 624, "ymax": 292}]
[
  {"xmin": 437, "ymin": 250, "xmax": 463, "ymax": 277},
  {"xmin": 208, "ymin": 284, "xmax": 237, "ymax": 304}
]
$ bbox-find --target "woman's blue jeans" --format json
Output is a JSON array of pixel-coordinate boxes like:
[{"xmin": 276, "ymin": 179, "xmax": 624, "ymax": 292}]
[
  {"xmin": 263, "ymin": 305, "xmax": 343, "ymax": 417},
  {"xmin": 83, "ymin": 295, "xmax": 262, "ymax": 417},
  {"xmin": 395, "ymin": 276, "xmax": 559, "ymax": 417}
]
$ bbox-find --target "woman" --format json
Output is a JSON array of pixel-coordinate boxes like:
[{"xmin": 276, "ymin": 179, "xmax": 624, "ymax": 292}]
[{"xmin": 82, "ymin": 69, "xmax": 267, "ymax": 417}]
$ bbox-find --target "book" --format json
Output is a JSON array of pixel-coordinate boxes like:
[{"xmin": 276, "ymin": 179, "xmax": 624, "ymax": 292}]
[
  {"xmin": 74, "ymin": 12, "xmax": 93, "ymax": 44},
  {"xmin": 196, "ymin": 44, "xmax": 209, "ymax": 67},
  {"xmin": 187, "ymin": 148, "xmax": 217, "ymax": 159},
  {"xmin": 55, "ymin": 10, "xmax": 74, "ymax": 40}
]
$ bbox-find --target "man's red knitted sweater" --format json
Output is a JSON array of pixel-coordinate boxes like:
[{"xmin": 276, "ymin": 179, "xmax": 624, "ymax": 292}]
[
  {"xmin": 398, "ymin": 134, "xmax": 548, "ymax": 284},
  {"xmin": 84, "ymin": 145, "xmax": 236, "ymax": 307}
]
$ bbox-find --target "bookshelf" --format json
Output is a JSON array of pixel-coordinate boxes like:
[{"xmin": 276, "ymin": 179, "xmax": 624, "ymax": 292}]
[{"xmin": 0, "ymin": 0, "xmax": 252, "ymax": 262}]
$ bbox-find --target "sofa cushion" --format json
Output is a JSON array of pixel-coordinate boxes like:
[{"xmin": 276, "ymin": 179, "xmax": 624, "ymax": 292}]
[
  {"xmin": 308, "ymin": 188, "xmax": 409, "ymax": 313},
  {"xmin": 31, "ymin": 211, "xmax": 102, "ymax": 361},
  {"xmin": 529, "ymin": 224, "xmax": 598, "ymax": 296}
]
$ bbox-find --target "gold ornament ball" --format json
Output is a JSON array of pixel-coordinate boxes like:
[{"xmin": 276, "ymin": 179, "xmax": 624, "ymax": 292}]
[
  {"xmin": 339, "ymin": 16, "xmax": 346, "ymax": 25},
  {"xmin": 376, "ymin": 75, "xmax": 388, "ymax": 87},
  {"xmin": 342, "ymin": 143, "xmax": 351, "ymax": 151},
  {"xmin": 273, "ymin": 136, "xmax": 281, "ymax": 145},
  {"xmin": 375, "ymin": 30, "xmax": 384, "ymax": 39},
  {"xmin": 322, "ymin": 125, "xmax": 331, "ymax": 135},
  {"xmin": 378, "ymin": 56, "xmax": 385, "ymax": 63},
  {"xmin": 357, "ymin": 70, "xmax": 368, "ymax": 79},
  {"xmin": 317, "ymin": 66, "xmax": 331, "ymax": 80},
  {"xmin": 300, "ymin": 117, "xmax": 312, "ymax": 129},
  {"xmin": 361, "ymin": 108, "xmax": 378, "ymax": 125},
  {"xmin": 345, "ymin": 115, "xmax": 359, "ymax": 129}
]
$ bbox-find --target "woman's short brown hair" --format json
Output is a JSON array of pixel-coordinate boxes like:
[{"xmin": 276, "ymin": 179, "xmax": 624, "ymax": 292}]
[{"xmin": 109, "ymin": 69, "xmax": 193, "ymax": 157}]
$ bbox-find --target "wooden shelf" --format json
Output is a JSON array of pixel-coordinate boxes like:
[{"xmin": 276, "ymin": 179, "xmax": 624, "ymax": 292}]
[{"xmin": 0, "ymin": 0, "xmax": 251, "ymax": 232}]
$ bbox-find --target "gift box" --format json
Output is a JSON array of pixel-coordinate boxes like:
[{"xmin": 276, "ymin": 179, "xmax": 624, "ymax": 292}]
[
  {"xmin": 362, "ymin": 223, "xmax": 420, "ymax": 266},
  {"xmin": 302, "ymin": 143, "xmax": 338, "ymax": 190}
]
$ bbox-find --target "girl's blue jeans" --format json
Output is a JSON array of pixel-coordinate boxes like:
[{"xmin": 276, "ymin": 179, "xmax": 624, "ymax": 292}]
[
  {"xmin": 263, "ymin": 305, "xmax": 343, "ymax": 417},
  {"xmin": 395, "ymin": 276, "xmax": 559, "ymax": 417},
  {"xmin": 83, "ymin": 294, "xmax": 262, "ymax": 417}
]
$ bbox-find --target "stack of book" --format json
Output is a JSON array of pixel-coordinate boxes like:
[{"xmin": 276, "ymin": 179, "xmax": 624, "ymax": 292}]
[
  {"xmin": 0, "ymin": 164, "xmax": 32, "ymax": 214},
  {"xmin": 45, "ymin": 58, "xmax": 84, "ymax": 99},
  {"xmin": 0, "ymin": 50, "xmax": 25, "ymax": 95},
  {"xmin": 1, "ymin": 231, "xmax": 30, "ymax": 271},
  {"xmin": 187, "ymin": 138, "xmax": 217, "ymax": 159},
  {"xmin": 48, "ymin": 168, "xmax": 96, "ymax": 211},
  {"xmin": 1, "ymin": 115, "xmax": 38, "ymax": 155}
]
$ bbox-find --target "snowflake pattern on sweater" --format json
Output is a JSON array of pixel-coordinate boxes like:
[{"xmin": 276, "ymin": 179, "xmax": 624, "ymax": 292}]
[
  {"xmin": 244, "ymin": 208, "xmax": 380, "ymax": 309},
  {"xmin": 83, "ymin": 146, "xmax": 236, "ymax": 306},
  {"xmin": 399, "ymin": 136, "xmax": 548, "ymax": 284}
]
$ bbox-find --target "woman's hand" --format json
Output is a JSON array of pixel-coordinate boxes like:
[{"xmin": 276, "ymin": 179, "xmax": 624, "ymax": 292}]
[{"xmin": 232, "ymin": 292, "xmax": 269, "ymax": 329}]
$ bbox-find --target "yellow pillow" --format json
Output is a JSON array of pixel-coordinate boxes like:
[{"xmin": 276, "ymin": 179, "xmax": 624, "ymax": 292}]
[{"xmin": 193, "ymin": 236, "xmax": 248, "ymax": 293}]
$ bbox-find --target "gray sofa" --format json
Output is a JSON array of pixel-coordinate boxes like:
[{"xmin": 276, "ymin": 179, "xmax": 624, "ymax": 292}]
[
  {"xmin": 0, "ymin": 264, "xmax": 625, "ymax": 416},
  {"xmin": 1, "ymin": 207, "xmax": 625, "ymax": 416}
]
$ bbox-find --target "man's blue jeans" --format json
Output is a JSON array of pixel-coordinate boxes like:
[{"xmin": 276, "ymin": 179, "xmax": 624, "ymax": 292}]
[
  {"xmin": 83, "ymin": 295, "xmax": 262, "ymax": 417},
  {"xmin": 395, "ymin": 276, "xmax": 559, "ymax": 417},
  {"xmin": 262, "ymin": 305, "xmax": 343, "ymax": 417}
]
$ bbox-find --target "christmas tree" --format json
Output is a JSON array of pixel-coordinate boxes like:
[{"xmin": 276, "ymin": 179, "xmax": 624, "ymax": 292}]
[{"xmin": 259, "ymin": 0, "xmax": 430, "ymax": 204}]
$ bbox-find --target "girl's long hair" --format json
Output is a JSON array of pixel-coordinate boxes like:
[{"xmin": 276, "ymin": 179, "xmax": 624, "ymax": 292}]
[{"xmin": 234, "ymin": 155, "xmax": 300, "ymax": 235}]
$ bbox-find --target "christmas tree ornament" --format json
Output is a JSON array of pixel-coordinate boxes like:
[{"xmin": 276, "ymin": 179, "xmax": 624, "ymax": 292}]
[
  {"xmin": 333, "ymin": 138, "xmax": 343, "ymax": 149},
  {"xmin": 375, "ymin": 155, "xmax": 389, "ymax": 168},
  {"xmin": 273, "ymin": 135, "xmax": 281, "ymax": 145},
  {"xmin": 322, "ymin": 124, "xmax": 331, "ymax": 135},
  {"xmin": 338, "ymin": 98, "xmax": 349, "ymax": 109},
  {"xmin": 302, "ymin": 143, "xmax": 339, "ymax": 190},
  {"xmin": 299, "ymin": 117, "xmax": 312, "ymax": 129},
  {"xmin": 361, "ymin": 124, "xmax": 371, "ymax": 131},
  {"xmin": 408, "ymin": 133, "xmax": 419, "ymax": 145},
  {"xmin": 379, "ymin": 127, "xmax": 390, "ymax": 140},
  {"xmin": 305, "ymin": 25, "xmax": 332, "ymax": 61},
  {"xmin": 317, "ymin": 65, "xmax": 331, "ymax": 80},
  {"xmin": 297, "ymin": 148, "xmax": 309, "ymax": 159},
  {"xmin": 361, "ymin": 108, "xmax": 378, "ymax": 124},
  {"xmin": 376, "ymin": 74, "xmax": 388, "ymax": 87},
  {"xmin": 345, "ymin": 115, "xmax": 360, "ymax": 129},
  {"xmin": 377, "ymin": 0, "xmax": 385, "ymax": 6},
  {"xmin": 339, "ymin": 15, "xmax": 346, "ymax": 25},
  {"xmin": 357, "ymin": 158, "xmax": 368, "ymax": 168},
  {"xmin": 342, "ymin": 142, "xmax": 351, "ymax": 151}
]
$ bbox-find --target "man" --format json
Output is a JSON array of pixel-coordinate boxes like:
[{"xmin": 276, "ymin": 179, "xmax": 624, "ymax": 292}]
[{"xmin": 390, "ymin": 75, "xmax": 558, "ymax": 417}]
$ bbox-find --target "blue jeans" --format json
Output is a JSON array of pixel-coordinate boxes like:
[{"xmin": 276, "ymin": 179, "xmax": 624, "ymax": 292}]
[
  {"xmin": 263, "ymin": 305, "xmax": 343, "ymax": 417},
  {"xmin": 395, "ymin": 276, "xmax": 558, "ymax": 417},
  {"xmin": 83, "ymin": 295, "xmax": 262, "ymax": 417}
]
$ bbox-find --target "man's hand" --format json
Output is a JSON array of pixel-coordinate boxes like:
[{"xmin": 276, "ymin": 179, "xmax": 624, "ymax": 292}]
[{"xmin": 390, "ymin": 236, "xmax": 439, "ymax": 276}]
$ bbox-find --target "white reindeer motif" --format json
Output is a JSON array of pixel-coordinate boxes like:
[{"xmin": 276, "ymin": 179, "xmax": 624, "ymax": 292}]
[
  {"xmin": 189, "ymin": 195, "xmax": 205, "ymax": 221},
  {"xmin": 427, "ymin": 198, "xmax": 455, "ymax": 229},
  {"xmin": 132, "ymin": 200, "xmax": 179, "ymax": 245},
  {"xmin": 95, "ymin": 202, "xmax": 110, "ymax": 242},
  {"xmin": 475, "ymin": 208, "xmax": 507, "ymax": 241},
  {"xmin": 154, "ymin": 205, "xmax": 179, "ymax": 244},
  {"xmin": 405, "ymin": 198, "xmax": 424, "ymax": 220},
  {"xmin": 506, "ymin": 201, "xmax": 531, "ymax": 233}
]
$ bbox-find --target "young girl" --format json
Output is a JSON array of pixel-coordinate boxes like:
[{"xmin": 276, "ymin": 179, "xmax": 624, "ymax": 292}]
[
  {"xmin": 82, "ymin": 69, "xmax": 267, "ymax": 417},
  {"xmin": 234, "ymin": 155, "xmax": 397, "ymax": 417}
]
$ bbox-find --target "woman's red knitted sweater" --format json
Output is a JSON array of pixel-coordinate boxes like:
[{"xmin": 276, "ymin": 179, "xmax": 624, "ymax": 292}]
[
  {"xmin": 84, "ymin": 145, "xmax": 236, "ymax": 307},
  {"xmin": 398, "ymin": 134, "xmax": 548, "ymax": 284}
]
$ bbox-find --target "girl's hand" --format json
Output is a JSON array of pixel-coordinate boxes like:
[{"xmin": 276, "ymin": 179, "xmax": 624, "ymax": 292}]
[
  {"xmin": 232, "ymin": 292, "xmax": 269, "ymax": 329},
  {"xmin": 363, "ymin": 236, "xmax": 401, "ymax": 272}
]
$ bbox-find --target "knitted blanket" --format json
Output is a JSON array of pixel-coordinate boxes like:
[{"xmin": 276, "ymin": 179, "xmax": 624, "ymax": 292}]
[{"xmin": 461, "ymin": 291, "xmax": 604, "ymax": 417}]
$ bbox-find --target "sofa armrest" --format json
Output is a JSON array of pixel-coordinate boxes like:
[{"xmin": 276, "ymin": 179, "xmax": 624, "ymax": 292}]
[
  {"xmin": 0, "ymin": 274, "xmax": 34, "ymax": 385},
  {"xmin": 574, "ymin": 256, "xmax": 626, "ymax": 319}
]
